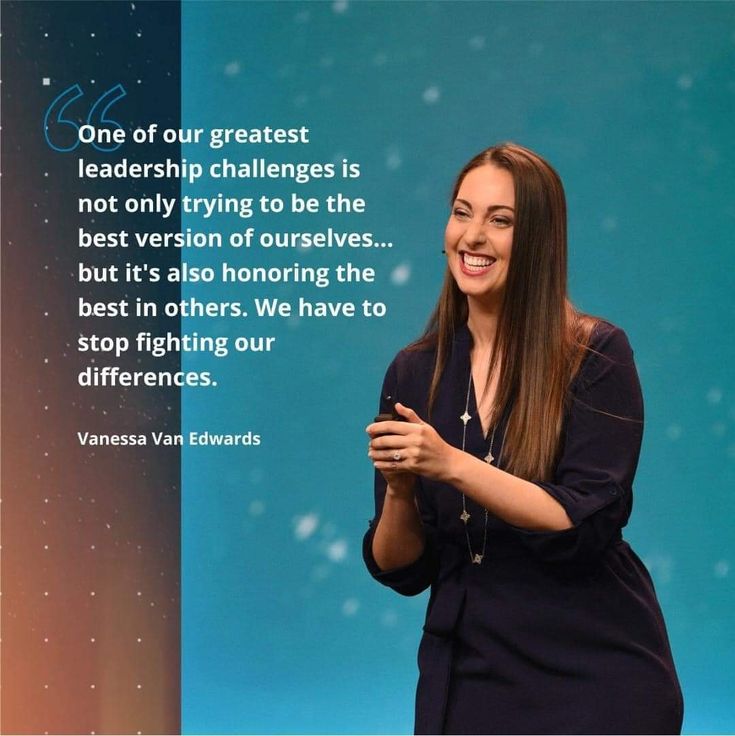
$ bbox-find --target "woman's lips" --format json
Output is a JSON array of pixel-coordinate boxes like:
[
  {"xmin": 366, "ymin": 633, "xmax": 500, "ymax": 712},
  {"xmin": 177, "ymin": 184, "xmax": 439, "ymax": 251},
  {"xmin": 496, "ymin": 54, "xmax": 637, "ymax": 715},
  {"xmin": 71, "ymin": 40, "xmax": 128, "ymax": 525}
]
[{"xmin": 459, "ymin": 251, "xmax": 497, "ymax": 275}]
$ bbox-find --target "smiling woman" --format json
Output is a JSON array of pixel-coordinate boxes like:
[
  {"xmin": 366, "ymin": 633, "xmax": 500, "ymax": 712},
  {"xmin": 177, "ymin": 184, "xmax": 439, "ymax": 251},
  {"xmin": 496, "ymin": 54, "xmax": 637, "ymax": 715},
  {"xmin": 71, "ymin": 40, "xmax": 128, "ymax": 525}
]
[{"xmin": 363, "ymin": 143, "xmax": 683, "ymax": 735}]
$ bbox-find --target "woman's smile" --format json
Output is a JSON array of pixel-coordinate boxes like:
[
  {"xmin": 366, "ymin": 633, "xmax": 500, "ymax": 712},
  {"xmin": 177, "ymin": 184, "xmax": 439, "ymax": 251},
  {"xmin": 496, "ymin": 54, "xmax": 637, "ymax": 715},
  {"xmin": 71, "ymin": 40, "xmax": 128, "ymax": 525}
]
[{"xmin": 459, "ymin": 250, "xmax": 497, "ymax": 275}]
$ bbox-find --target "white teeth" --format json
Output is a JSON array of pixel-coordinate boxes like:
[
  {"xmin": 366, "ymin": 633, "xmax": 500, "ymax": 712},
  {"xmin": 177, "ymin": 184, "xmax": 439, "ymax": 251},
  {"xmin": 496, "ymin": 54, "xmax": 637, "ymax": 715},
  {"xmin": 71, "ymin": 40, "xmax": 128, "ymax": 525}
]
[{"xmin": 463, "ymin": 253, "xmax": 495, "ymax": 268}]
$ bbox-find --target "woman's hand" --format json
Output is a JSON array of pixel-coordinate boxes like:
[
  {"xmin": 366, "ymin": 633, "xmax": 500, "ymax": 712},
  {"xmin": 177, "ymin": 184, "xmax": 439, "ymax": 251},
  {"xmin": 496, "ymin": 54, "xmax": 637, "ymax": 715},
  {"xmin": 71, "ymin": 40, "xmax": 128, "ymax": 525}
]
[{"xmin": 366, "ymin": 402, "xmax": 456, "ymax": 485}]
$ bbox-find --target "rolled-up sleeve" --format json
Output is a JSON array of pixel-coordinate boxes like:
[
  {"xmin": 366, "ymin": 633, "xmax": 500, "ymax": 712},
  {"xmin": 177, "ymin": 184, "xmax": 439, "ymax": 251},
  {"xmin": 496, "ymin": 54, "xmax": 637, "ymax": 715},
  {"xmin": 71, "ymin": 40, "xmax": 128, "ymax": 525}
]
[
  {"xmin": 512, "ymin": 324, "xmax": 644, "ymax": 565},
  {"xmin": 362, "ymin": 354, "xmax": 438, "ymax": 596}
]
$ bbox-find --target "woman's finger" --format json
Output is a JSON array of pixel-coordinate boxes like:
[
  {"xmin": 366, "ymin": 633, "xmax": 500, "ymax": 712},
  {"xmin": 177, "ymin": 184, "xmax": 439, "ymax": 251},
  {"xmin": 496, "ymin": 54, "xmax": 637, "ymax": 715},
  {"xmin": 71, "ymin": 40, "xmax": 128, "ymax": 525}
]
[
  {"xmin": 369, "ymin": 447, "xmax": 412, "ymax": 461},
  {"xmin": 394, "ymin": 402, "xmax": 425, "ymax": 424},
  {"xmin": 369, "ymin": 434, "xmax": 414, "ymax": 450},
  {"xmin": 372, "ymin": 458, "xmax": 413, "ymax": 472},
  {"xmin": 365, "ymin": 420, "xmax": 419, "ymax": 437}
]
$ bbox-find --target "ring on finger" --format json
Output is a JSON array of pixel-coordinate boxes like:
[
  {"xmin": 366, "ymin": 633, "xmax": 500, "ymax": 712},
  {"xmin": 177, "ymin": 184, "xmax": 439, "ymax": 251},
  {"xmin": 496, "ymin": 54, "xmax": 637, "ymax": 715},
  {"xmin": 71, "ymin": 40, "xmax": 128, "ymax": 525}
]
[{"xmin": 393, "ymin": 451, "xmax": 402, "ymax": 461}]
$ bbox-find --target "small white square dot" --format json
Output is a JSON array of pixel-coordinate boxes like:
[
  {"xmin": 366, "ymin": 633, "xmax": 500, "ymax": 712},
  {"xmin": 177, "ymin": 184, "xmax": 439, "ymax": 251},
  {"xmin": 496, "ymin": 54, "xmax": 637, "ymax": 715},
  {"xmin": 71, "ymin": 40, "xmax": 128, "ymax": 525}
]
[{"xmin": 42, "ymin": 77, "xmax": 50, "ymax": 86}]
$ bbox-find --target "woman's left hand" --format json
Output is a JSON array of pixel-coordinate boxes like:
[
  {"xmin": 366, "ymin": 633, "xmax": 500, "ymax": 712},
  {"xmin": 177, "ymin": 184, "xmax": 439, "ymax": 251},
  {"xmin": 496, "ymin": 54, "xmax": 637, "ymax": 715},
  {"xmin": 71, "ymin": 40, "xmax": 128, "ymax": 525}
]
[{"xmin": 366, "ymin": 402, "xmax": 456, "ymax": 482}]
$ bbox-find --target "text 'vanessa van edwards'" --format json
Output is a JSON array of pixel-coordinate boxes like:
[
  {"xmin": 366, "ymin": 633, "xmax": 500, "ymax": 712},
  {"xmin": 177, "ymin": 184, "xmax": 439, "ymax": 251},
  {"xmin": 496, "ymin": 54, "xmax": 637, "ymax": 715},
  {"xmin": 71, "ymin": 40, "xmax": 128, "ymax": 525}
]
[{"xmin": 76, "ymin": 431, "xmax": 262, "ymax": 447}]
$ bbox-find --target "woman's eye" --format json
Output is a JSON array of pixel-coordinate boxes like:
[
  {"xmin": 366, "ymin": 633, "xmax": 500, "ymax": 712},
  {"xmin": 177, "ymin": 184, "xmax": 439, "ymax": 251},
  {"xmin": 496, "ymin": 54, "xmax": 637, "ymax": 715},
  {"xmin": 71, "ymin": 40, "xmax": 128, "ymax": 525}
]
[
  {"xmin": 491, "ymin": 216, "xmax": 512, "ymax": 227},
  {"xmin": 453, "ymin": 208, "xmax": 470, "ymax": 219}
]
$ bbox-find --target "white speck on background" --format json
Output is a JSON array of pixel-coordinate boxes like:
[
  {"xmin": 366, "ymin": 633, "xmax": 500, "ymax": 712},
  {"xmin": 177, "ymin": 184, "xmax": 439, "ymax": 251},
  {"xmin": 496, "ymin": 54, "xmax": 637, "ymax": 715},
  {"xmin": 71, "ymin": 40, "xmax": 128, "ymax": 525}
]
[
  {"xmin": 294, "ymin": 513, "xmax": 319, "ymax": 541},
  {"xmin": 422, "ymin": 86, "xmax": 440, "ymax": 105},
  {"xmin": 249, "ymin": 500, "xmax": 265, "ymax": 517},
  {"xmin": 643, "ymin": 554, "xmax": 674, "ymax": 585},
  {"xmin": 391, "ymin": 263, "xmax": 411, "ymax": 286},
  {"xmin": 707, "ymin": 387, "xmax": 723, "ymax": 405},
  {"xmin": 666, "ymin": 424, "xmax": 682, "ymax": 441},
  {"xmin": 601, "ymin": 216, "xmax": 617, "ymax": 232},
  {"xmin": 327, "ymin": 538, "xmax": 348, "ymax": 562},
  {"xmin": 386, "ymin": 148, "xmax": 402, "ymax": 171},
  {"xmin": 224, "ymin": 61, "xmax": 241, "ymax": 77},
  {"xmin": 342, "ymin": 597, "xmax": 360, "ymax": 616},
  {"xmin": 381, "ymin": 609, "xmax": 398, "ymax": 627}
]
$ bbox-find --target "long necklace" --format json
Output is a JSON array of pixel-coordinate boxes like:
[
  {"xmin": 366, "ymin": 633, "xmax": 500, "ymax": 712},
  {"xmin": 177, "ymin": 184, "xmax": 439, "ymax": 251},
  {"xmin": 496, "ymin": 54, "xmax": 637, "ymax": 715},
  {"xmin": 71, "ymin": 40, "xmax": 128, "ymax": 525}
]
[{"xmin": 459, "ymin": 365, "xmax": 506, "ymax": 565}]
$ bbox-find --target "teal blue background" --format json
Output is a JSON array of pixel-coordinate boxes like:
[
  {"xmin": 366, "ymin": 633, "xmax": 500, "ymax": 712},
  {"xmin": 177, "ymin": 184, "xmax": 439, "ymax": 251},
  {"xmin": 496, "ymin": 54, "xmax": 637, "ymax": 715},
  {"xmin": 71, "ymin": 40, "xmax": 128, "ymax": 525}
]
[{"xmin": 181, "ymin": 2, "xmax": 735, "ymax": 733}]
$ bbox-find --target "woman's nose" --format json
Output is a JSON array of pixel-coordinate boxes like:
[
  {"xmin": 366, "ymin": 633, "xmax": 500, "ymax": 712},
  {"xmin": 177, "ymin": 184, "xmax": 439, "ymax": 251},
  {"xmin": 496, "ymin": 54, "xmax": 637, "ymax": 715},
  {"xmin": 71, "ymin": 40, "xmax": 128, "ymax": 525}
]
[{"xmin": 463, "ymin": 220, "xmax": 487, "ymax": 247}]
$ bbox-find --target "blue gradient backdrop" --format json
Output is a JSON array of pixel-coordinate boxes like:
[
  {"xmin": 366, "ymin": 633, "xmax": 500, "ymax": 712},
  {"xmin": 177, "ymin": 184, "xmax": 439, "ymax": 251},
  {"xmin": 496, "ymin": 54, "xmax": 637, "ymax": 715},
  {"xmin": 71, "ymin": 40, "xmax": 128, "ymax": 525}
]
[{"xmin": 181, "ymin": 3, "xmax": 735, "ymax": 733}]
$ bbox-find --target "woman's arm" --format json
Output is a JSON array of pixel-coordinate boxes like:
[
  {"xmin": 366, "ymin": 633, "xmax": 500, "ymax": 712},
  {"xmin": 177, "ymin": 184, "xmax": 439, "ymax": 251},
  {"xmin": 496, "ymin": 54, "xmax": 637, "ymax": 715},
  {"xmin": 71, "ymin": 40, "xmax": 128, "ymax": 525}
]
[
  {"xmin": 363, "ymin": 466, "xmax": 439, "ymax": 593},
  {"xmin": 368, "ymin": 405, "xmax": 573, "ymax": 533},
  {"xmin": 445, "ymin": 445, "xmax": 573, "ymax": 531},
  {"xmin": 370, "ymin": 478, "xmax": 427, "ymax": 570}
]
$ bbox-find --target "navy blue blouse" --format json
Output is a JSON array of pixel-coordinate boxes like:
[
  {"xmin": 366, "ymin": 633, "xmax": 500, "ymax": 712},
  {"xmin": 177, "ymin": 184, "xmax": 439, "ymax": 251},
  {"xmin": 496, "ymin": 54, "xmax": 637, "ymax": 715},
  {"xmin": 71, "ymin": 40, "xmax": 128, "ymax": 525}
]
[{"xmin": 363, "ymin": 320, "xmax": 683, "ymax": 735}]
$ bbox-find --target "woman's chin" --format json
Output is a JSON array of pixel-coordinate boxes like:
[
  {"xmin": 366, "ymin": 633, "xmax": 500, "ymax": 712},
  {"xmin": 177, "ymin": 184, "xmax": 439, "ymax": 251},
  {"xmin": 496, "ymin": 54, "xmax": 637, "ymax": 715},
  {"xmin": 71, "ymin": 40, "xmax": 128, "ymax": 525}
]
[{"xmin": 459, "ymin": 284, "xmax": 506, "ymax": 311}]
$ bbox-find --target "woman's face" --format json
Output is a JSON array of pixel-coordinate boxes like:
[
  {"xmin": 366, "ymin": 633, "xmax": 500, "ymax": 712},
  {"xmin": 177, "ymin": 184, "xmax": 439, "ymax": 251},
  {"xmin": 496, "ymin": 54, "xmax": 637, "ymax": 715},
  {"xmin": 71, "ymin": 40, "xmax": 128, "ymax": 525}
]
[{"xmin": 444, "ymin": 164, "xmax": 515, "ymax": 309}]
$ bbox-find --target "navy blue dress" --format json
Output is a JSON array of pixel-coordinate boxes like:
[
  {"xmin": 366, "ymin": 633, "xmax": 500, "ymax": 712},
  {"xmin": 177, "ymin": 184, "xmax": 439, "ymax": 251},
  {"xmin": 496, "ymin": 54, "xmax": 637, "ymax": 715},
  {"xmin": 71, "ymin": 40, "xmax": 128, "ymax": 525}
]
[{"xmin": 363, "ymin": 320, "xmax": 683, "ymax": 735}]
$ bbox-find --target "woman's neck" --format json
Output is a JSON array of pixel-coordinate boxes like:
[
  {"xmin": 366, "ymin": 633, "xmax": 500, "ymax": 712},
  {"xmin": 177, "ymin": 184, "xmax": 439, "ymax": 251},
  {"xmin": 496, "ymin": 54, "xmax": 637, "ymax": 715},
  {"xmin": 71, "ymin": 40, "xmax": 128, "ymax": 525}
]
[{"xmin": 466, "ymin": 299, "xmax": 500, "ymax": 350}]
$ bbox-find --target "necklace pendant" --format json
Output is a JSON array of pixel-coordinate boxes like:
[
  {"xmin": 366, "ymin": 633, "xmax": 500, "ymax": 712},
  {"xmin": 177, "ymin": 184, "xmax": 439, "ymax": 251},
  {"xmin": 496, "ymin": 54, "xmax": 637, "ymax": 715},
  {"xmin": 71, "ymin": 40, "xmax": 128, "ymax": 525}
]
[
  {"xmin": 472, "ymin": 553, "xmax": 484, "ymax": 565},
  {"xmin": 460, "ymin": 510, "xmax": 470, "ymax": 524},
  {"xmin": 484, "ymin": 450, "xmax": 494, "ymax": 464},
  {"xmin": 460, "ymin": 411, "xmax": 472, "ymax": 426}
]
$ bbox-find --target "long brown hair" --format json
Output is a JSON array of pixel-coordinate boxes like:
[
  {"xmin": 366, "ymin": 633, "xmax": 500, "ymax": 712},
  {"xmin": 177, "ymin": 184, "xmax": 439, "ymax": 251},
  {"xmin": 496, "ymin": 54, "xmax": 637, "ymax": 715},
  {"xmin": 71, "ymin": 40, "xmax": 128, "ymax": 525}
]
[{"xmin": 410, "ymin": 142, "xmax": 599, "ymax": 481}]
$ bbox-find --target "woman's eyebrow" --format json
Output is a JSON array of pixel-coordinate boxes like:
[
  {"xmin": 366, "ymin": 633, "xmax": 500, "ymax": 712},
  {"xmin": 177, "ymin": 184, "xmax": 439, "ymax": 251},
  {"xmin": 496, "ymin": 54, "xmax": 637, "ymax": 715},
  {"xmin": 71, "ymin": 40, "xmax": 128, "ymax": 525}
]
[{"xmin": 454, "ymin": 198, "xmax": 515, "ymax": 213}]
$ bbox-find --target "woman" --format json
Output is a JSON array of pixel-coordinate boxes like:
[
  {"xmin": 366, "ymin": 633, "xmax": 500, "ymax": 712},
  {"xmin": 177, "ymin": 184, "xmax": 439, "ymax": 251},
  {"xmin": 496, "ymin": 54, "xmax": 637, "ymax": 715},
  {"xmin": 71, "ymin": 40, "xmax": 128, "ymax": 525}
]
[{"xmin": 363, "ymin": 143, "xmax": 683, "ymax": 735}]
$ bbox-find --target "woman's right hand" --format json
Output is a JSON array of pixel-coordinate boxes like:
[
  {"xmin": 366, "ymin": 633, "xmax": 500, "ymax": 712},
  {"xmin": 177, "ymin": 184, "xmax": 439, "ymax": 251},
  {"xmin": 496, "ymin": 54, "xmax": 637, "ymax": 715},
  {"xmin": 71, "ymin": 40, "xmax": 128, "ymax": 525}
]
[{"xmin": 366, "ymin": 430, "xmax": 417, "ymax": 498}]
